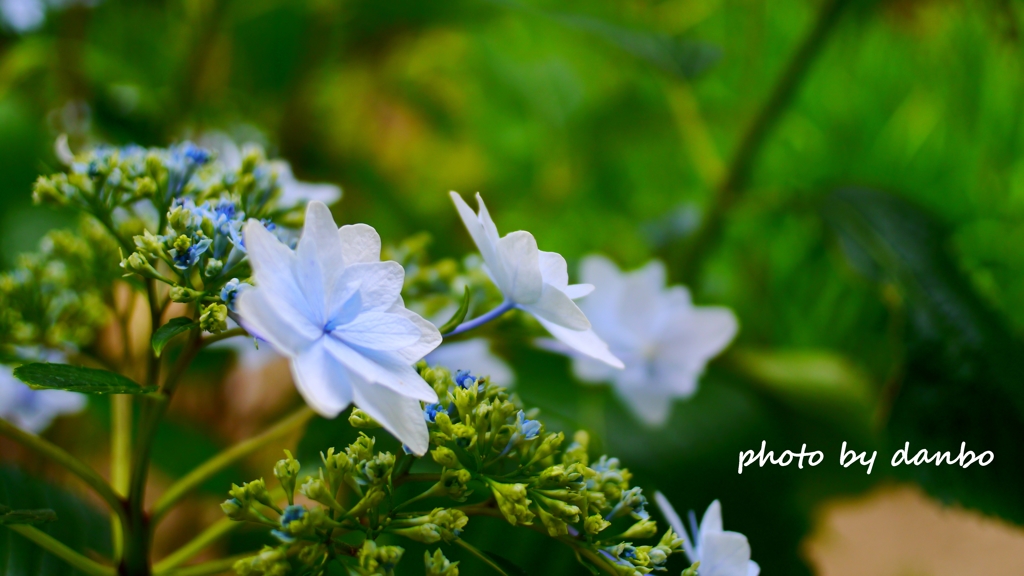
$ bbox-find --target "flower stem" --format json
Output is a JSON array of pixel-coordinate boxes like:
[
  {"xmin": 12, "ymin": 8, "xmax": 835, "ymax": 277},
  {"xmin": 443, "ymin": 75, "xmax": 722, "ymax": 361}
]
[
  {"xmin": 444, "ymin": 300, "xmax": 515, "ymax": 337},
  {"xmin": 154, "ymin": 553, "xmax": 252, "ymax": 576},
  {"xmin": 151, "ymin": 518, "xmax": 239, "ymax": 574},
  {"xmin": 200, "ymin": 327, "xmax": 248, "ymax": 347},
  {"xmin": 5, "ymin": 524, "xmax": 115, "ymax": 576},
  {"xmin": 111, "ymin": 394, "xmax": 133, "ymax": 561},
  {"xmin": 151, "ymin": 405, "xmax": 315, "ymax": 522},
  {"xmin": 0, "ymin": 419, "xmax": 124, "ymax": 515}
]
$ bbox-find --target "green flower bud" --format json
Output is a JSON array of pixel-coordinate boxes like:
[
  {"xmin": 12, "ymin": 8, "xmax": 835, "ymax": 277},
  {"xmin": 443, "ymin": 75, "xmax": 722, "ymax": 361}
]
[
  {"xmin": 234, "ymin": 546, "xmax": 289, "ymax": 576},
  {"xmin": 562, "ymin": 430, "xmax": 590, "ymax": 466},
  {"xmin": 619, "ymin": 519, "xmax": 658, "ymax": 540},
  {"xmin": 299, "ymin": 473, "xmax": 344, "ymax": 513},
  {"xmin": 431, "ymin": 447, "xmax": 459, "ymax": 469},
  {"xmin": 220, "ymin": 497, "xmax": 248, "ymax": 520},
  {"xmin": 245, "ymin": 478, "xmax": 276, "ymax": 510},
  {"xmin": 487, "ymin": 481, "xmax": 534, "ymax": 526},
  {"xmin": 273, "ymin": 450, "xmax": 300, "ymax": 504},
  {"xmin": 169, "ymin": 286, "xmax": 200, "ymax": 303},
  {"xmin": 320, "ymin": 447, "xmax": 351, "ymax": 490},
  {"xmin": 172, "ymin": 235, "xmax": 192, "ymax": 253},
  {"xmin": 527, "ymin": 431, "xmax": 564, "ymax": 466},
  {"xmin": 135, "ymin": 176, "xmax": 157, "ymax": 197},
  {"xmin": 584, "ymin": 514, "xmax": 611, "ymax": 535},
  {"xmin": 347, "ymin": 487, "xmax": 386, "ymax": 518},
  {"xmin": 657, "ymin": 528, "xmax": 683, "ymax": 552},
  {"xmin": 439, "ymin": 468, "xmax": 472, "ymax": 501},
  {"xmin": 535, "ymin": 505, "xmax": 568, "ymax": 537},
  {"xmin": 32, "ymin": 176, "xmax": 67, "ymax": 205},
  {"xmin": 200, "ymin": 303, "xmax": 228, "ymax": 333},
  {"xmin": 357, "ymin": 539, "xmax": 404, "ymax": 576},
  {"xmin": 346, "ymin": 433, "xmax": 375, "ymax": 462},
  {"xmin": 391, "ymin": 508, "xmax": 468, "ymax": 544},
  {"xmin": 349, "ymin": 407, "xmax": 380, "ymax": 429},
  {"xmin": 145, "ymin": 153, "xmax": 163, "ymax": 177},
  {"xmin": 682, "ymin": 561, "xmax": 700, "ymax": 576},
  {"xmin": 133, "ymin": 230, "xmax": 165, "ymax": 256},
  {"xmin": 120, "ymin": 252, "xmax": 163, "ymax": 280},
  {"xmin": 204, "ymin": 258, "xmax": 223, "ymax": 278},
  {"xmin": 425, "ymin": 549, "xmax": 459, "ymax": 576}
]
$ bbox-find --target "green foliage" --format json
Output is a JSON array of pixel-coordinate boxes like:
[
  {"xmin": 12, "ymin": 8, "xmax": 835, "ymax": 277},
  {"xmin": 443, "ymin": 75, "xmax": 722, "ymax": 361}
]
[
  {"xmin": 151, "ymin": 317, "xmax": 199, "ymax": 357},
  {"xmin": 13, "ymin": 363, "xmax": 156, "ymax": 395},
  {"xmin": 0, "ymin": 507, "xmax": 58, "ymax": 526}
]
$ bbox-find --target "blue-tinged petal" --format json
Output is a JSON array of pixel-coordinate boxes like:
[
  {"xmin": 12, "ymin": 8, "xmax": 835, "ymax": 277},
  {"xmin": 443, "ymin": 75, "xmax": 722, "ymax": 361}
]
[
  {"xmin": 293, "ymin": 201, "xmax": 343, "ymax": 324},
  {"xmin": 521, "ymin": 284, "xmax": 591, "ymax": 331},
  {"xmin": 563, "ymin": 283, "xmax": 594, "ymax": 300},
  {"xmin": 698, "ymin": 531, "xmax": 753, "ymax": 576},
  {"xmin": 322, "ymin": 337, "xmax": 440, "ymax": 403},
  {"xmin": 450, "ymin": 192, "xmax": 507, "ymax": 292},
  {"xmin": 388, "ymin": 306, "xmax": 443, "ymax": 364},
  {"xmin": 290, "ymin": 341, "xmax": 352, "ymax": 417},
  {"xmin": 496, "ymin": 230, "xmax": 543, "ymax": 304},
  {"xmin": 538, "ymin": 251, "xmax": 570, "ymax": 290},
  {"xmin": 350, "ymin": 261, "xmax": 406, "ymax": 312},
  {"xmin": 747, "ymin": 560, "xmax": 760, "ymax": 576},
  {"xmin": 700, "ymin": 500, "xmax": 725, "ymax": 536},
  {"xmin": 533, "ymin": 315, "xmax": 623, "ymax": 369},
  {"xmin": 654, "ymin": 492, "xmax": 697, "ymax": 562},
  {"xmin": 243, "ymin": 219, "xmax": 306, "ymax": 310},
  {"xmin": 339, "ymin": 224, "xmax": 381, "ymax": 265},
  {"xmin": 332, "ymin": 312, "xmax": 420, "ymax": 351},
  {"xmin": 235, "ymin": 289, "xmax": 322, "ymax": 355},
  {"xmin": 352, "ymin": 378, "xmax": 429, "ymax": 456}
]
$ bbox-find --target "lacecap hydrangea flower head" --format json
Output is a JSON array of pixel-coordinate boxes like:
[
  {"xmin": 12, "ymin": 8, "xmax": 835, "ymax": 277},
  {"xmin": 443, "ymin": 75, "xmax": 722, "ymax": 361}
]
[{"xmin": 235, "ymin": 201, "xmax": 441, "ymax": 455}]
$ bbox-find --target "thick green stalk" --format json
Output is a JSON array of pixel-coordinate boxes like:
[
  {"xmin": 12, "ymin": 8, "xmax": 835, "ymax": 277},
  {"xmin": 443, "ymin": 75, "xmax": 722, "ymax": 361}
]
[
  {"xmin": 152, "ymin": 405, "xmax": 315, "ymax": 521},
  {"xmin": 671, "ymin": 0, "xmax": 851, "ymax": 282},
  {"xmin": 151, "ymin": 518, "xmax": 239, "ymax": 574},
  {"xmin": 156, "ymin": 554, "xmax": 252, "ymax": 576},
  {"xmin": 112, "ymin": 395, "xmax": 133, "ymax": 562},
  {"xmin": 0, "ymin": 419, "xmax": 124, "ymax": 515},
  {"xmin": 6, "ymin": 524, "xmax": 116, "ymax": 576}
]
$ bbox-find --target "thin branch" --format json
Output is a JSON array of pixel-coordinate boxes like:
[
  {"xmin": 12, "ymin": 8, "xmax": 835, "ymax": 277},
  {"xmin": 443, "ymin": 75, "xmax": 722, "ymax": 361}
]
[
  {"xmin": 151, "ymin": 406, "xmax": 316, "ymax": 521},
  {"xmin": 5, "ymin": 524, "xmax": 116, "ymax": 576},
  {"xmin": 152, "ymin": 517, "xmax": 239, "ymax": 573},
  {"xmin": 155, "ymin": 553, "xmax": 253, "ymax": 576},
  {"xmin": 672, "ymin": 0, "xmax": 851, "ymax": 282},
  {"xmin": 0, "ymin": 419, "xmax": 124, "ymax": 515}
]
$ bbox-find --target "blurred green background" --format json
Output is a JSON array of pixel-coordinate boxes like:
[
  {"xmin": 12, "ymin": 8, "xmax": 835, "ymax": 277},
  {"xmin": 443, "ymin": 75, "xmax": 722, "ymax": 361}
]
[{"xmin": 4, "ymin": 0, "xmax": 1024, "ymax": 573}]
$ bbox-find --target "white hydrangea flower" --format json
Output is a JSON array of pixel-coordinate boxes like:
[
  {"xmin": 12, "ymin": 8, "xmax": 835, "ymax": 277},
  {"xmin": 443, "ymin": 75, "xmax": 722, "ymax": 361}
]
[
  {"xmin": 570, "ymin": 255, "xmax": 737, "ymax": 425},
  {"xmin": 449, "ymin": 192, "xmax": 622, "ymax": 369},
  {"xmin": 235, "ymin": 201, "xmax": 441, "ymax": 454},
  {"xmin": 655, "ymin": 493, "xmax": 760, "ymax": 576},
  {"xmin": 0, "ymin": 357, "xmax": 86, "ymax": 434},
  {"xmin": 426, "ymin": 339, "xmax": 514, "ymax": 387}
]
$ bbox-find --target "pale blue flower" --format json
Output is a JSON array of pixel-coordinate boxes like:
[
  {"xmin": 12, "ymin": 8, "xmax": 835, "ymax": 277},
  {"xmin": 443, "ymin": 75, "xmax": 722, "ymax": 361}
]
[
  {"xmin": 423, "ymin": 403, "xmax": 447, "ymax": 423},
  {"xmin": 566, "ymin": 255, "xmax": 738, "ymax": 426},
  {"xmin": 449, "ymin": 192, "xmax": 622, "ymax": 369},
  {"xmin": 655, "ymin": 493, "xmax": 760, "ymax": 576},
  {"xmin": 220, "ymin": 278, "xmax": 251, "ymax": 312},
  {"xmin": 235, "ymin": 201, "xmax": 441, "ymax": 455},
  {"xmin": 272, "ymin": 505, "xmax": 307, "ymax": 543},
  {"xmin": 0, "ymin": 357, "xmax": 86, "ymax": 433}
]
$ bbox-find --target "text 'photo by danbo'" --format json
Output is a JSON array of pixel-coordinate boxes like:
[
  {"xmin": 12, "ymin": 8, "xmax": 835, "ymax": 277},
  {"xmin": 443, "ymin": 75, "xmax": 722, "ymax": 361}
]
[{"xmin": 2, "ymin": 0, "xmax": 1024, "ymax": 575}]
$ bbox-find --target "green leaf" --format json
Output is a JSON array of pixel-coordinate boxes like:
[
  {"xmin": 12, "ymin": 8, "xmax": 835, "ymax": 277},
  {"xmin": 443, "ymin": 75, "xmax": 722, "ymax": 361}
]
[
  {"xmin": 439, "ymin": 286, "xmax": 472, "ymax": 335},
  {"xmin": 0, "ymin": 509, "xmax": 58, "ymax": 526},
  {"xmin": 151, "ymin": 317, "xmax": 197, "ymax": 357},
  {"xmin": 825, "ymin": 187, "xmax": 1024, "ymax": 524},
  {"xmin": 13, "ymin": 363, "xmax": 157, "ymax": 395}
]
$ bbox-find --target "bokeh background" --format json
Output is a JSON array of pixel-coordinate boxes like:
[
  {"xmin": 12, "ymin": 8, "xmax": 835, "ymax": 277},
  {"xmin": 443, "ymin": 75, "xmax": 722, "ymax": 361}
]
[{"xmin": 3, "ymin": 0, "xmax": 1024, "ymax": 574}]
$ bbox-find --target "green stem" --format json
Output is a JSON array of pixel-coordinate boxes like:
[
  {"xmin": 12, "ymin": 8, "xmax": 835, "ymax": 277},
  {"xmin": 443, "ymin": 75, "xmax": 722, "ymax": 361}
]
[
  {"xmin": 151, "ymin": 518, "xmax": 239, "ymax": 574},
  {"xmin": 5, "ymin": 524, "xmax": 116, "ymax": 576},
  {"xmin": 454, "ymin": 539, "xmax": 512, "ymax": 576},
  {"xmin": 672, "ymin": 0, "xmax": 850, "ymax": 282},
  {"xmin": 392, "ymin": 473, "xmax": 439, "ymax": 488},
  {"xmin": 0, "ymin": 419, "xmax": 124, "ymax": 515},
  {"xmin": 112, "ymin": 394, "xmax": 133, "ymax": 562},
  {"xmin": 200, "ymin": 327, "xmax": 247, "ymax": 348},
  {"xmin": 151, "ymin": 405, "xmax": 315, "ymax": 521},
  {"xmin": 156, "ymin": 553, "xmax": 252, "ymax": 576}
]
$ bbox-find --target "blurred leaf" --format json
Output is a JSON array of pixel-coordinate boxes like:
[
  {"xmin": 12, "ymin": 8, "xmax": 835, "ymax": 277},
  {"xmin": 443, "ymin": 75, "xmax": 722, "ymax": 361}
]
[
  {"xmin": 482, "ymin": 550, "xmax": 529, "ymax": 576},
  {"xmin": 0, "ymin": 466, "xmax": 111, "ymax": 576},
  {"xmin": 13, "ymin": 363, "xmax": 156, "ymax": 395},
  {"xmin": 824, "ymin": 187, "xmax": 1024, "ymax": 524},
  {"xmin": 440, "ymin": 286, "xmax": 472, "ymax": 334},
  {"xmin": 727, "ymin": 348, "xmax": 874, "ymax": 430},
  {"xmin": 0, "ymin": 509, "xmax": 58, "ymax": 526},
  {"xmin": 151, "ymin": 317, "xmax": 197, "ymax": 358}
]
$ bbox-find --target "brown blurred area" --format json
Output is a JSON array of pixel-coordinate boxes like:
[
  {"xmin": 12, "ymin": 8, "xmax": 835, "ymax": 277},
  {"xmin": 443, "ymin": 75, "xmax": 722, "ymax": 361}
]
[{"xmin": 805, "ymin": 484, "xmax": 1024, "ymax": 575}]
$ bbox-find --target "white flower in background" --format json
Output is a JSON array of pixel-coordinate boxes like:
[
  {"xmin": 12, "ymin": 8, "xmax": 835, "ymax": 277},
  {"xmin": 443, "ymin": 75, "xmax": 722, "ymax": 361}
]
[
  {"xmin": 426, "ymin": 339, "xmax": 514, "ymax": 387},
  {"xmin": 449, "ymin": 192, "xmax": 622, "ymax": 369},
  {"xmin": 570, "ymin": 255, "xmax": 737, "ymax": 426},
  {"xmin": 235, "ymin": 201, "xmax": 441, "ymax": 454},
  {"xmin": 200, "ymin": 132, "xmax": 341, "ymax": 209},
  {"xmin": 1, "ymin": 0, "xmax": 100, "ymax": 34},
  {"xmin": 0, "ymin": 358, "xmax": 86, "ymax": 434},
  {"xmin": 655, "ymin": 493, "xmax": 760, "ymax": 576}
]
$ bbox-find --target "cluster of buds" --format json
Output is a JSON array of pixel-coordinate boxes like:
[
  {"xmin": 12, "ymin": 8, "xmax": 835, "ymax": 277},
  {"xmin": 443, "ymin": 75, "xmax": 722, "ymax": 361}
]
[
  {"xmin": 225, "ymin": 366, "xmax": 685, "ymax": 575},
  {"xmin": 0, "ymin": 219, "xmax": 119, "ymax": 352}
]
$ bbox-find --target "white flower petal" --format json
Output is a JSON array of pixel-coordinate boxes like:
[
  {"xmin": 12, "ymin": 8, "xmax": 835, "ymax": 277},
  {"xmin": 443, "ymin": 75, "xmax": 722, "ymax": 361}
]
[
  {"xmin": 747, "ymin": 561, "xmax": 760, "ymax": 576},
  {"xmin": 333, "ymin": 312, "xmax": 420, "ymax": 351},
  {"xmin": 570, "ymin": 355, "xmax": 619, "ymax": 384},
  {"xmin": 339, "ymin": 224, "xmax": 381, "ymax": 265},
  {"xmin": 322, "ymin": 337, "xmax": 437, "ymax": 402},
  {"xmin": 496, "ymin": 231, "xmax": 543, "ymax": 304},
  {"xmin": 534, "ymin": 316, "xmax": 623, "ymax": 368},
  {"xmin": 701, "ymin": 500, "xmax": 724, "ymax": 536},
  {"xmin": 660, "ymin": 307, "xmax": 739, "ymax": 361},
  {"xmin": 473, "ymin": 192, "xmax": 502, "ymax": 246},
  {"xmin": 564, "ymin": 283, "xmax": 594, "ymax": 300},
  {"xmin": 290, "ymin": 342, "xmax": 352, "ymax": 417},
  {"xmin": 352, "ymin": 379, "xmax": 430, "ymax": 455},
  {"xmin": 450, "ymin": 192, "xmax": 505, "ymax": 287},
  {"xmin": 389, "ymin": 306, "xmax": 443, "ymax": 364},
  {"xmin": 274, "ymin": 160, "xmax": 342, "ymax": 207},
  {"xmin": 294, "ymin": 201, "xmax": 344, "ymax": 321},
  {"xmin": 617, "ymin": 387, "xmax": 674, "ymax": 426},
  {"xmin": 538, "ymin": 251, "xmax": 569, "ymax": 290},
  {"xmin": 522, "ymin": 283, "xmax": 591, "ymax": 331},
  {"xmin": 699, "ymin": 531, "xmax": 753, "ymax": 576},
  {"xmin": 654, "ymin": 492, "xmax": 697, "ymax": 562},
  {"xmin": 350, "ymin": 262, "xmax": 406, "ymax": 312},
  {"xmin": 235, "ymin": 289, "xmax": 322, "ymax": 354},
  {"xmin": 244, "ymin": 219, "xmax": 305, "ymax": 307}
]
